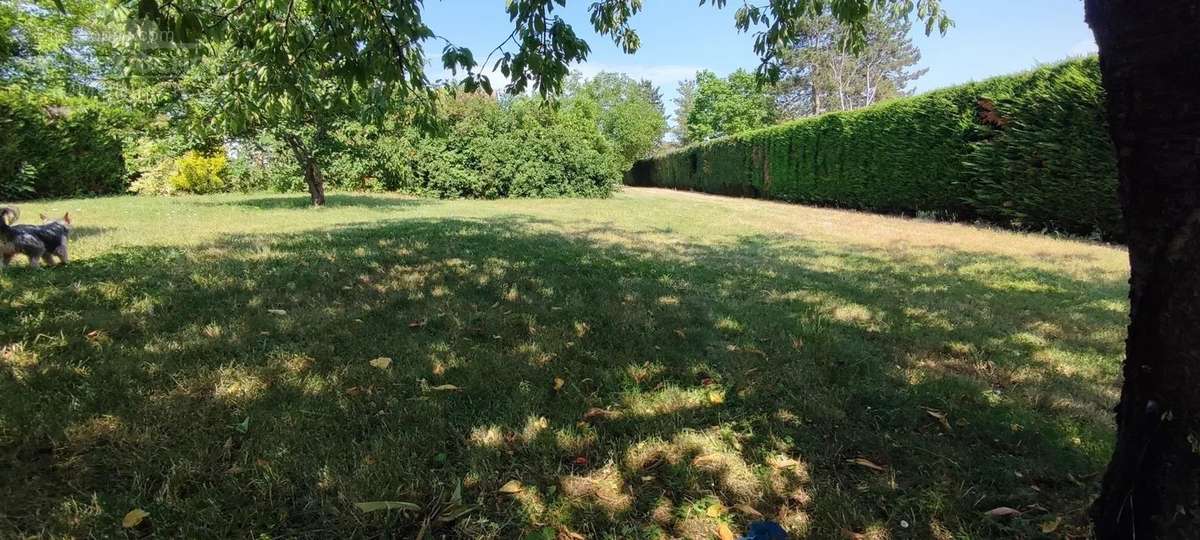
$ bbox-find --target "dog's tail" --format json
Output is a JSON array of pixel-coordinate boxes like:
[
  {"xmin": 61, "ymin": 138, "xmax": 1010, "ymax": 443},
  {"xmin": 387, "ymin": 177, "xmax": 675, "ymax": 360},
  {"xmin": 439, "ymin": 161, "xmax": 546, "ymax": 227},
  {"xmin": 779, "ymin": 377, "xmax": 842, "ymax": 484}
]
[{"xmin": 0, "ymin": 206, "xmax": 17, "ymax": 231}]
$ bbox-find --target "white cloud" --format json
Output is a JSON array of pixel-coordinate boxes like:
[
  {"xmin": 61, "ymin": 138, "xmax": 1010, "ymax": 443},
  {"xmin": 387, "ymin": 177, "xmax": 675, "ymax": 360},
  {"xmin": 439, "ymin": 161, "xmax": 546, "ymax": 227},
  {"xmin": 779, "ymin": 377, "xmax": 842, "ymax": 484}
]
[{"xmin": 1069, "ymin": 39, "xmax": 1099, "ymax": 57}]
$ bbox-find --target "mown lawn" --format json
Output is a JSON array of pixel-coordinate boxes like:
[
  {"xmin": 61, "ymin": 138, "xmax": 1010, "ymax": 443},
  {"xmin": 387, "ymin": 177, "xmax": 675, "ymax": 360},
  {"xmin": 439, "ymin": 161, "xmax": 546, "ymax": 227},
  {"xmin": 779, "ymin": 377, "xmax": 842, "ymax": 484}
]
[{"xmin": 1, "ymin": 188, "xmax": 1128, "ymax": 538}]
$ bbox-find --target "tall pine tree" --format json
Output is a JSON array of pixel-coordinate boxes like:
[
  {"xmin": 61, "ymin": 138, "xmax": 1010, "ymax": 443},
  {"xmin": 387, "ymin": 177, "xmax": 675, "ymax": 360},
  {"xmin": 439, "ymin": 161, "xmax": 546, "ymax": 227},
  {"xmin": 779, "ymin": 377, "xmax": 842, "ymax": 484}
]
[{"xmin": 772, "ymin": 11, "xmax": 926, "ymax": 118}]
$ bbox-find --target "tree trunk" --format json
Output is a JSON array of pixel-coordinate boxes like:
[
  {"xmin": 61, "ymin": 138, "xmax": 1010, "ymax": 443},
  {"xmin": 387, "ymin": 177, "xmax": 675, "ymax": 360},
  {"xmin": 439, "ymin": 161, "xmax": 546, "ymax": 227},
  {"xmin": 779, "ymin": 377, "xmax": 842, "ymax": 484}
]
[
  {"xmin": 1086, "ymin": 2, "xmax": 1200, "ymax": 538},
  {"xmin": 811, "ymin": 78, "xmax": 821, "ymax": 116},
  {"xmin": 283, "ymin": 134, "xmax": 326, "ymax": 207}
]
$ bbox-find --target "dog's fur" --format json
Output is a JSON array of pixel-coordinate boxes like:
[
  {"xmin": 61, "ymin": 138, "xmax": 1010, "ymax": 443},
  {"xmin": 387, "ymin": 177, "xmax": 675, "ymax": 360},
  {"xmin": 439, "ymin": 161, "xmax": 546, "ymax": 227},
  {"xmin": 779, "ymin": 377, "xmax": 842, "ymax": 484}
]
[{"xmin": 1, "ymin": 206, "xmax": 72, "ymax": 270}]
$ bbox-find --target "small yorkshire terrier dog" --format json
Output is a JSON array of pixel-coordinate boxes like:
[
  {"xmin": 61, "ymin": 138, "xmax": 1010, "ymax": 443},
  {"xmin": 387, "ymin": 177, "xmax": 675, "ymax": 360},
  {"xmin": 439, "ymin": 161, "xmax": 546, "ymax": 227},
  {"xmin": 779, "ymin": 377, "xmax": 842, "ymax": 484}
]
[{"xmin": 1, "ymin": 206, "xmax": 73, "ymax": 270}]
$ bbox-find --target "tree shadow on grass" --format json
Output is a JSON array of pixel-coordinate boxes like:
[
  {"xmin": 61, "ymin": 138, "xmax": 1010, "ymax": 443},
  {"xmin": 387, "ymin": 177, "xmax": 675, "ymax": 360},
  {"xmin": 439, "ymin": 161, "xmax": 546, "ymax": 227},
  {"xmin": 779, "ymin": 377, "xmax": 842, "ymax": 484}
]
[
  {"xmin": 202, "ymin": 193, "xmax": 425, "ymax": 210},
  {"xmin": 0, "ymin": 216, "xmax": 1126, "ymax": 538}
]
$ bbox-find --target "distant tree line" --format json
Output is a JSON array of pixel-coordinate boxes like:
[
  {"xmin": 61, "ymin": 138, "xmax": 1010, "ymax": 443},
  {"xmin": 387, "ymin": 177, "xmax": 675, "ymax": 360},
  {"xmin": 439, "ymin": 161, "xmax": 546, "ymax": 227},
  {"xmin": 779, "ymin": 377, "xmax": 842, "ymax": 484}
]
[{"xmin": 670, "ymin": 10, "xmax": 926, "ymax": 147}]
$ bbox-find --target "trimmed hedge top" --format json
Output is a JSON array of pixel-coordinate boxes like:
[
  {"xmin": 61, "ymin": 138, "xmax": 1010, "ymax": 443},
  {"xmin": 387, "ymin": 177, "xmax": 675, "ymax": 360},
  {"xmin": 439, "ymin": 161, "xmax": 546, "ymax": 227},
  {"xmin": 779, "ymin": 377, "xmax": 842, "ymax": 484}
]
[{"xmin": 629, "ymin": 58, "xmax": 1120, "ymax": 240}]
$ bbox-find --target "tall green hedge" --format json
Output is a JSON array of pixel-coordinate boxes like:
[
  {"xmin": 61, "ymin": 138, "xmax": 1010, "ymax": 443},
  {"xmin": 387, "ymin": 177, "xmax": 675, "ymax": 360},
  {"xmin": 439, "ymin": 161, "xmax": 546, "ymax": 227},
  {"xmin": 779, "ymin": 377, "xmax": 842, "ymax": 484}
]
[
  {"xmin": 0, "ymin": 87, "xmax": 131, "ymax": 200},
  {"xmin": 630, "ymin": 58, "xmax": 1120, "ymax": 240}
]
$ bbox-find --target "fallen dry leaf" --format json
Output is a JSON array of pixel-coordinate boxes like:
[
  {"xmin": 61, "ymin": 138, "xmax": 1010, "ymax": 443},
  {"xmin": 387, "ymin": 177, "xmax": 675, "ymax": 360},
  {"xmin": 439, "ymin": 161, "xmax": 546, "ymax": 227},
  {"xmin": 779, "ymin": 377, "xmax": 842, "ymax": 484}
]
[
  {"xmin": 560, "ymin": 530, "xmax": 586, "ymax": 540},
  {"xmin": 769, "ymin": 456, "xmax": 800, "ymax": 469},
  {"xmin": 582, "ymin": 408, "xmax": 618, "ymax": 421},
  {"xmin": 706, "ymin": 502, "xmax": 725, "ymax": 518},
  {"xmin": 408, "ymin": 319, "xmax": 427, "ymax": 328},
  {"xmin": 847, "ymin": 457, "xmax": 886, "ymax": 472},
  {"xmin": 121, "ymin": 508, "xmax": 149, "ymax": 528},
  {"xmin": 924, "ymin": 408, "xmax": 952, "ymax": 431},
  {"xmin": 734, "ymin": 504, "xmax": 763, "ymax": 518},
  {"xmin": 498, "ymin": 480, "xmax": 524, "ymax": 494},
  {"xmin": 354, "ymin": 501, "xmax": 421, "ymax": 513},
  {"xmin": 707, "ymin": 391, "xmax": 726, "ymax": 405},
  {"xmin": 429, "ymin": 384, "xmax": 462, "ymax": 392},
  {"xmin": 985, "ymin": 506, "xmax": 1022, "ymax": 518},
  {"xmin": 368, "ymin": 357, "xmax": 392, "ymax": 369},
  {"xmin": 554, "ymin": 377, "xmax": 565, "ymax": 391},
  {"xmin": 716, "ymin": 522, "xmax": 736, "ymax": 540},
  {"xmin": 1041, "ymin": 517, "xmax": 1062, "ymax": 533},
  {"xmin": 267, "ymin": 309, "xmax": 287, "ymax": 316}
]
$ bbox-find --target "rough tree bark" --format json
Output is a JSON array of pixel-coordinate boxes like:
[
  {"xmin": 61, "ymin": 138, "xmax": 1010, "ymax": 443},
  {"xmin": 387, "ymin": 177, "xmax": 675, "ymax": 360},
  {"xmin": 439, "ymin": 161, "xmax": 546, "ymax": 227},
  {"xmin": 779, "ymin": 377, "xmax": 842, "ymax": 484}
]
[
  {"xmin": 283, "ymin": 134, "xmax": 327, "ymax": 207},
  {"xmin": 1086, "ymin": 1, "xmax": 1200, "ymax": 538}
]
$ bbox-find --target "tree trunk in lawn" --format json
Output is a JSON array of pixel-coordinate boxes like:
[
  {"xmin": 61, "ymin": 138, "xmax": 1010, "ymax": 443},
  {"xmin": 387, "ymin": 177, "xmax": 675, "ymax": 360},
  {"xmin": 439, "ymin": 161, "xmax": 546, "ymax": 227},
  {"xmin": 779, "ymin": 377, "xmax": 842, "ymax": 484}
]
[
  {"xmin": 284, "ymin": 134, "xmax": 326, "ymax": 207},
  {"xmin": 303, "ymin": 158, "xmax": 326, "ymax": 207},
  {"xmin": 1086, "ymin": 1, "xmax": 1200, "ymax": 538}
]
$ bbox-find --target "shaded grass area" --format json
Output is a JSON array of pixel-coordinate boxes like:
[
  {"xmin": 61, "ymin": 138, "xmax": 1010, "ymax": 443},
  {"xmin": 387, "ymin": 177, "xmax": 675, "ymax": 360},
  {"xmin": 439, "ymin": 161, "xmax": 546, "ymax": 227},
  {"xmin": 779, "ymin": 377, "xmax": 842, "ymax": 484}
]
[{"xmin": 0, "ymin": 191, "xmax": 1127, "ymax": 538}]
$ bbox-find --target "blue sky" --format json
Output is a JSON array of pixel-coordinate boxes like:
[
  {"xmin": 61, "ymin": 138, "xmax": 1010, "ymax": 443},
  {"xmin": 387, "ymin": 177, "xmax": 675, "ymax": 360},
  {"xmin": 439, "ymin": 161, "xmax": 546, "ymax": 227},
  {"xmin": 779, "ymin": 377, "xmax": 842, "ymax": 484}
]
[{"xmin": 422, "ymin": 0, "xmax": 1096, "ymax": 117}]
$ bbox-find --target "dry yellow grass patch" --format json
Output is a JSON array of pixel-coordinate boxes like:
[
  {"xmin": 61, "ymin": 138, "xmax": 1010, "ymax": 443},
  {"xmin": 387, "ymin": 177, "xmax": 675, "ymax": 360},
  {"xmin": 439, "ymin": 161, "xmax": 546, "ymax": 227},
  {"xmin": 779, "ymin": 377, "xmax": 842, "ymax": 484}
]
[
  {"xmin": 627, "ymin": 187, "xmax": 1127, "ymax": 280},
  {"xmin": 212, "ymin": 367, "xmax": 268, "ymax": 404},
  {"xmin": 560, "ymin": 464, "xmax": 633, "ymax": 515}
]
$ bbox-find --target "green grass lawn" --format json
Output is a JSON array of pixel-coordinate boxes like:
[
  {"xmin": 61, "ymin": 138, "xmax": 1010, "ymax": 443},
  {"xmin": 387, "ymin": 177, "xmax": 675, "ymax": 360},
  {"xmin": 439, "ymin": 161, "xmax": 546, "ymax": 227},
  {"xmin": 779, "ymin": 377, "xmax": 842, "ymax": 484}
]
[{"xmin": 0, "ymin": 188, "xmax": 1129, "ymax": 538}]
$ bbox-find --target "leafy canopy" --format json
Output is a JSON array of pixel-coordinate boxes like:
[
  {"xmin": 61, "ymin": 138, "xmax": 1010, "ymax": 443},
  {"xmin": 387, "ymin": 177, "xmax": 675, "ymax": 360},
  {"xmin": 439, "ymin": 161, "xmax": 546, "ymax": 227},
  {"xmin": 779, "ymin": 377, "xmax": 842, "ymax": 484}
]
[{"xmin": 114, "ymin": 0, "xmax": 950, "ymax": 104}]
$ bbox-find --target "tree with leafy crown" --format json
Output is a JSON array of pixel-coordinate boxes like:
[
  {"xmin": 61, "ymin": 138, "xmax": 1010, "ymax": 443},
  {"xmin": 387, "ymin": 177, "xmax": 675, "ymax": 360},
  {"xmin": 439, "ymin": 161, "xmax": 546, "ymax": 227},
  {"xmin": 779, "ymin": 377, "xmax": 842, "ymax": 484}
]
[
  {"xmin": 686, "ymin": 69, "xmax": 776, "ymax": 142},
  {"xmin": 565, "ymin": 71, "xmax": 667, "ymax": 167},
  {"xmin": 64, "ymin": 0, "xmax": 1200, "ymax": 535}
]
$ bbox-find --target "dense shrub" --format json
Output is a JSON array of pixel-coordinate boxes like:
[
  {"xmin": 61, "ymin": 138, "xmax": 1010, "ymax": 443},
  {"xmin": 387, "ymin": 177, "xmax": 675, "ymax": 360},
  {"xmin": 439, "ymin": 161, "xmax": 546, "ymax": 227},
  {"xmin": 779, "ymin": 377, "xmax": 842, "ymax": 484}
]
[
  {"xmin": 629, "ymin": 58, "xmax": 1120, "ymax": 240},
  {"xmin": 227, "ymin": 134, "xmax": 305, "ymax": 193},
  {"xmin": 230, "ymin": 92, "xmax": 624, "ymax": 199},
  {"xmin": 126, "ymin": 134, "xmax": 187, "ymax": 195},
  {"xmin": 0, "ymin": 87, "xmax": 129, "ymax": 200},
  {"xmin": 128, "ymin": 141, "xmax": 230, "ymax": 195}
]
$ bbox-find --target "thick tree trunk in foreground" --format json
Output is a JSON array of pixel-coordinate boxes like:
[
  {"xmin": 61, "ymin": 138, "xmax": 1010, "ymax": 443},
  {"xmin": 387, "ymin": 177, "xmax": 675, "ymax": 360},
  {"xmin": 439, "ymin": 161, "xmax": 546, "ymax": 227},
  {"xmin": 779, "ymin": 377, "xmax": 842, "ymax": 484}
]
[
  {"xmin": 1086, "ymin": 2, "xmax": 1200, "ymax": 538},
  {"xmin": 283, "ymin": 134, "xmax": 326, "ymax": 207}
]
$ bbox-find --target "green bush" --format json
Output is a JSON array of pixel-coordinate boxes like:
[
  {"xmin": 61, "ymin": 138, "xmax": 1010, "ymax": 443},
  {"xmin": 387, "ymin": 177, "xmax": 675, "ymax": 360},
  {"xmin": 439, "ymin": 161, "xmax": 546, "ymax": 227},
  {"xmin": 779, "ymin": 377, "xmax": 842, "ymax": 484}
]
[
  {"xmin": 221, "ymin": 92, "xmax": 621, "ymax": 199},
  {"xmin": 126, "ymin": 135, "xmax": 186, "ymax": 195},
  {"xmin": 629, "ymin": 58, "xmax": 1120, "ymax": 240},
  {"xmin": 315, "ymin": 92, "xmax": 621, "ymax": 199},
  {"xmin": 0, "ymin": 87, "xmax": 130, "ymax": 199}
]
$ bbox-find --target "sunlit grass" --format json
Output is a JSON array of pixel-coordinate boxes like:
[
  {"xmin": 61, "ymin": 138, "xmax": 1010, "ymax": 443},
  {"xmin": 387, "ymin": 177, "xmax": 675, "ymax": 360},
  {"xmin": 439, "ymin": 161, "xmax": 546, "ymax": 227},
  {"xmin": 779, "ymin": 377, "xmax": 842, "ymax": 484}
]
[{"xmin": 0, "ymin": 188, "xmax": 1127, "ymax": 538}]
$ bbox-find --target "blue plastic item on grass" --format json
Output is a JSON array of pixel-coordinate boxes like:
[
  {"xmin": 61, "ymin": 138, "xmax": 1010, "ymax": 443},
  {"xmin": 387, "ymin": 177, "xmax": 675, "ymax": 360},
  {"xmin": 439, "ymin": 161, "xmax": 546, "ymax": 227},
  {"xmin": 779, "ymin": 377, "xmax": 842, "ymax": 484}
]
[{"xmin": 737, "ymin": 521, "xmax": 788, "ymax": 540}]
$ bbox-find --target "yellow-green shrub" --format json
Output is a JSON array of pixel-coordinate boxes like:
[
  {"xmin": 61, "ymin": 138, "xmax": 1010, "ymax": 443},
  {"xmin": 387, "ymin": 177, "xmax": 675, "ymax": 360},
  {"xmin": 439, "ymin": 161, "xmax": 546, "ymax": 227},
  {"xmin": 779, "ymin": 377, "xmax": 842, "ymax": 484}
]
[
  {"xmin": 169, "ymin": 152, "xmax": 227, "ymax": 194},
  {"xmin": 127, "ymin": 158, "xmax": 178, "ymax": 195}
]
